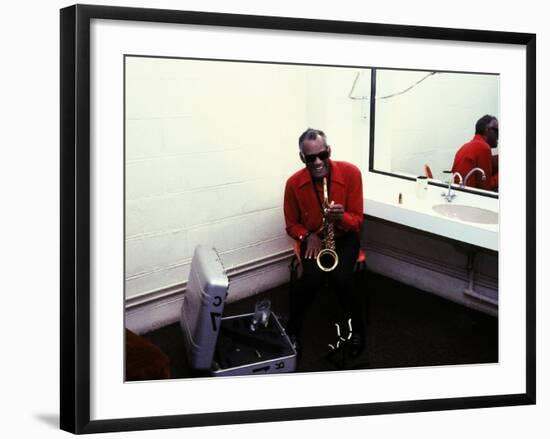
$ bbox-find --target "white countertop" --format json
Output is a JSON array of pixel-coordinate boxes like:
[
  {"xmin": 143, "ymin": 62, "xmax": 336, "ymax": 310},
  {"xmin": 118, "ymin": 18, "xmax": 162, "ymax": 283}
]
[{"xmin": 363, "ymin": 173, "xmax": 499, "ymax": 251}]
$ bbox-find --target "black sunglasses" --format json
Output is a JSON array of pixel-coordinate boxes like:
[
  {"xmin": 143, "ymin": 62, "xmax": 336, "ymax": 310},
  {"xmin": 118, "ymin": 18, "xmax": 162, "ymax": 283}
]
[
  {"xmin": 488, "ymin": 127, "xmax": 499, "ymax": 136},
  {"xmin": 303, "ymin": 150, "xmax": 330, "ymax": 163}
]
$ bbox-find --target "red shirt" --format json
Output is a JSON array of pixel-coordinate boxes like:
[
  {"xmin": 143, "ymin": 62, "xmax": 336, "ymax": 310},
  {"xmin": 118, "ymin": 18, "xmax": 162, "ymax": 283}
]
[
  {"xmin": 283, "ymin": 160, "xmax": 364, "ymax": 241},
  {"xmin": 451, "ymin": 134, "xmax": 498, "ymax": 190}
]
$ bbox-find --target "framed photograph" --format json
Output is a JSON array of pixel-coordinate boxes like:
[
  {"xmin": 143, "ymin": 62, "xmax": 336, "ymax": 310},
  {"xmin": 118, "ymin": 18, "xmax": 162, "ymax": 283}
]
[{"xmin": 60, "ymin": 4, "xmax": 536, "ymax": 434}]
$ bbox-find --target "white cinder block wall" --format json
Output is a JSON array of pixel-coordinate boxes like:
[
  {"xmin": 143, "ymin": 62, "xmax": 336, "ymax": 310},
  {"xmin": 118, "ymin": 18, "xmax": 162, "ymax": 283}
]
[
  {"xmin": 125, "ymin": 57, "xmax": 368, "ymax": 332},
  {"xmin": 373, "ymin": 70, "xmax": 499, "ymax": 181}
]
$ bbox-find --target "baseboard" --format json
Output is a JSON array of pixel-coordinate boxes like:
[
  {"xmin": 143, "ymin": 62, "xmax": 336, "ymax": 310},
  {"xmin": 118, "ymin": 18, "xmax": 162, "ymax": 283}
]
[{"xmin": 365, "ymin": 248, "xmax": 498, "ymax": 316}]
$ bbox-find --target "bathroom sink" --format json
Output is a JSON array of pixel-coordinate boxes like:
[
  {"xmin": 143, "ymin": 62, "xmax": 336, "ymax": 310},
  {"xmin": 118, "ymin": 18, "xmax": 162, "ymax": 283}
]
[{"xmin": 432, "ymin": 204, "xmax": 498, "ymax": 225}]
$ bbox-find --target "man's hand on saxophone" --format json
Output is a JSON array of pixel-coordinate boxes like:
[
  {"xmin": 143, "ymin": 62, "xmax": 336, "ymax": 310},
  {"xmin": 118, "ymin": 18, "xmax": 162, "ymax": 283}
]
[
  {"xmin": 304, "ymin": 233, "xmax": 322, "ymax": 259},
  {"xmin": 325, "ymin": 201, "xmax": 344, "ymax": 222}
]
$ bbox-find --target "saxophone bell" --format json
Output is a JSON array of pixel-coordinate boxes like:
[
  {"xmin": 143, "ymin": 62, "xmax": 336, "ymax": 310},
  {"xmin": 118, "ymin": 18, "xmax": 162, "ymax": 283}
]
[{"xmin": 316, "ymin": 247, "xmax": 339, "ymax": 272}]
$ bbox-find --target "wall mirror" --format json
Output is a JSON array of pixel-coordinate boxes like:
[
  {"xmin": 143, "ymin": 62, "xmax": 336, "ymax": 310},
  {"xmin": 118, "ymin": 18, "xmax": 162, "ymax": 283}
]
[{"xmin": 369, "ymin": 68, "xmax": 500, "ymax": 196}]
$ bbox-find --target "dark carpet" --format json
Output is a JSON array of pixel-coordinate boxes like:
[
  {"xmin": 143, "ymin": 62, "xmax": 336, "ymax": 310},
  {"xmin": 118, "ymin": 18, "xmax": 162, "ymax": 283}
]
[{"xmin": 143, "ymin": 270, "xmax": 498, "ymax": 378}]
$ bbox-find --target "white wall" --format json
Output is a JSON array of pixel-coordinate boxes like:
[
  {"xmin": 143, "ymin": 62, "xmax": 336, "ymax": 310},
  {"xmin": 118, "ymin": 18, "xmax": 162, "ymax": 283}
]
[
  {"xmin": 125, "ymin": 57, "xmax": 368, "ymax": 300},
  {"xmin": 374, "ymin": 70, "xmax": 499, "ymax": 181}
]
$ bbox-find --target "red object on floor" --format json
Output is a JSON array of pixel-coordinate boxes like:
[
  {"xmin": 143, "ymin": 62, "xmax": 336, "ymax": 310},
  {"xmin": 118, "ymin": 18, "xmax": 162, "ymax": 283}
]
[{"xmin": 125, "ymin": 328, "xmax": 171, "ymax": 380}]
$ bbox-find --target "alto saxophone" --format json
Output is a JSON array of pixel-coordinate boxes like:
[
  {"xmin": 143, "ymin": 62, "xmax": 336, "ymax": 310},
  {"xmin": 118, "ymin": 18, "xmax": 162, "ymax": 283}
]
[{"xmin": 316, "ymin": 177, "xmax": 339, "ymax": 272}]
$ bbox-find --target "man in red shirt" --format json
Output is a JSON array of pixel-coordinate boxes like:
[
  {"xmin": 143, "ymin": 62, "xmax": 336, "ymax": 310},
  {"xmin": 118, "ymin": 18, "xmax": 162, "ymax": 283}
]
[
  {"xmin": 451, "ymin": 115, "xmax": 499, "ymax": 191},
  {"xmin": 283, "ymin": 128, "xmax": 365, "ymax": 357}
]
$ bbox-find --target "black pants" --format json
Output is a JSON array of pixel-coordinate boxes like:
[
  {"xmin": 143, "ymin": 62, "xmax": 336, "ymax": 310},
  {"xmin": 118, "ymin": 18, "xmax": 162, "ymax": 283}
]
[{"xmin": 287, "ymin": 232, "xmax": 363, "ymax": 338}]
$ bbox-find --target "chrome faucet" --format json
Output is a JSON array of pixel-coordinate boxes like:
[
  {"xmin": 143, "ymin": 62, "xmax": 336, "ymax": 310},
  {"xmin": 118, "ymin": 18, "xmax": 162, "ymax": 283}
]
[
  {"xmin": 442, "ymin": 172, "xmax": 463, "ymax": 202},
  {"xmin": 462, "ymin": 167, "xmax": 486, "ymax": 188}
]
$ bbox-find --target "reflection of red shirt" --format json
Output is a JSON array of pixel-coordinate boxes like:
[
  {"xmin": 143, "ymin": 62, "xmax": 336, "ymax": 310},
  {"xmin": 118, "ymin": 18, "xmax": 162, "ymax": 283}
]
[
  {"xmin": 283, "ymin": 160, "xmax": 363, "ymax": 241},
  {"xmin": 451, "ymin": 134, "xmax": 498, "ymax": 190}
]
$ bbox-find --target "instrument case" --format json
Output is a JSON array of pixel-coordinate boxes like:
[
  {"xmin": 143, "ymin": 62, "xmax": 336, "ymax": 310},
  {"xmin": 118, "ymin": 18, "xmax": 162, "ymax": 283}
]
[{"xmin": 180, "ymin": 245, "xmax": 297, "ymax": 377}]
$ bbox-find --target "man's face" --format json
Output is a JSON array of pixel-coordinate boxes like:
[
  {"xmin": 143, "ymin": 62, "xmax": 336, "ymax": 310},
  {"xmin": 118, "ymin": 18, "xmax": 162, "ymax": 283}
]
[
  {"xmin": 301, "ymin": 136, "xmax": 330, "ymax": 180},
  {"xmin": 485, "ymin": 118, "xmax": 499, "ymax": 148}
]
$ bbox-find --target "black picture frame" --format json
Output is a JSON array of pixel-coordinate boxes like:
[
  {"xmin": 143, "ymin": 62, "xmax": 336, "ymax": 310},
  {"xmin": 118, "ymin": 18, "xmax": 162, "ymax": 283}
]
[{"xmin": 60, "ymin": 4, "xmax": 536, "ymax": 434}]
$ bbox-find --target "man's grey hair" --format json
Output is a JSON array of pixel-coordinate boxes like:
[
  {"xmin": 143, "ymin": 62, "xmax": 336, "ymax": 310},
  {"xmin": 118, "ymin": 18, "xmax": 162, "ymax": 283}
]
[{"xmin": 298, "ymin": 128, "xmax": 328, "ymax": 152}]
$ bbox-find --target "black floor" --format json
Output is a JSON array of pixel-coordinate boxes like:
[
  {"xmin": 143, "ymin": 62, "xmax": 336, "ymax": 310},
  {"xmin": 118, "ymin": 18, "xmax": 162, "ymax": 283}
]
[{"xmin": 143, "ymin": 270, "xmax": 498, "ymax": 378}]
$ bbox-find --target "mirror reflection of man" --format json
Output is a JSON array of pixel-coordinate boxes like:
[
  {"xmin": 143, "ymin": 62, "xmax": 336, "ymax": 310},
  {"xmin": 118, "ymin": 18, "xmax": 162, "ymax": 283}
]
[
  {"xmin": 283, "ymin": 128, "xmax": 365, "ymax": 357},
  {"xmin": 451, "ymin": 115, "xmax": 499, "ymax": 191}
]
